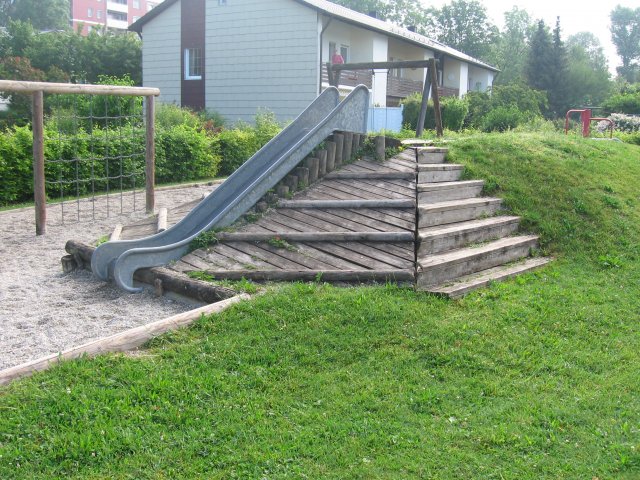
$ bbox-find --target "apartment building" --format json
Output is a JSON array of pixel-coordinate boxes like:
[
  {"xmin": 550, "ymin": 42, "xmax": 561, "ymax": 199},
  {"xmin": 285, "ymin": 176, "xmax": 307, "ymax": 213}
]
[{"xmin": 70, "ymin": 0, "xmax": 163, "ymax": 34}]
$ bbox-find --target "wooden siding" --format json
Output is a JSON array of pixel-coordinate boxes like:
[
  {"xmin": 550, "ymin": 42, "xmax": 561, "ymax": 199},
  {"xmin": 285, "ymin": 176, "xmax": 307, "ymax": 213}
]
[
  {"xmin": 204, "ymin": 0, "xmax": 319, "ymax": 122},
  {"xmin": 142, "ymin": 0, "xmax": 181, "ymax": 105}
]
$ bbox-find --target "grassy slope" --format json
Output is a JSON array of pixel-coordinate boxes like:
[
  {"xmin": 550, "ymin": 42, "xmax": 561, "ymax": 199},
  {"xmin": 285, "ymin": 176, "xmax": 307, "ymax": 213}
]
[{"xmin": 1, "ymin": 133, "xmax": 639, "ymax": 479}]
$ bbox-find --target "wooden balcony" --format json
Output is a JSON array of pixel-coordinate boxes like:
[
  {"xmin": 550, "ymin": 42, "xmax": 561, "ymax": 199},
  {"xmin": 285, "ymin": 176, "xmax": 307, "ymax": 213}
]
[{"xmin": 322, "ymin": 65, "xmax": 459, "ymax": 102}]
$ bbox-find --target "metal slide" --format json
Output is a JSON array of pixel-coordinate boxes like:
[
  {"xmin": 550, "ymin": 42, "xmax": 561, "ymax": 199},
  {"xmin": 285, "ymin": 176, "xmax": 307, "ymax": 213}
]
[{"xmin": 92, "ymin": 85, "xmax": 370, "ymax": 292}]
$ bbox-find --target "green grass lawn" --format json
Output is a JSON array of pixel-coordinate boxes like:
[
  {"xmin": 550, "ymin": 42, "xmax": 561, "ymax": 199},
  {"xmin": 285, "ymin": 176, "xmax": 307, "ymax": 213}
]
[{"xmin": 1, "ymin": 132, "xmax": 639, "ymax": 479}]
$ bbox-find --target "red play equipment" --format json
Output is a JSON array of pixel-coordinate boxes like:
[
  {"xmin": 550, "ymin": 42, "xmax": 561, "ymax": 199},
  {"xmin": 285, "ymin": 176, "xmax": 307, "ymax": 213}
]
[{"xmin": 565, "ymin": 109, "xmax": 614, "ymax": 137}]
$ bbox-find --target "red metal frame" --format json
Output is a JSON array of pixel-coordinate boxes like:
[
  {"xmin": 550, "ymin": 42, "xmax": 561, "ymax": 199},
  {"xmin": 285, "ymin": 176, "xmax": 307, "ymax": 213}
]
[{"xmin": 565, "ymin": 109, "xmax": 614, "ymax": 138}]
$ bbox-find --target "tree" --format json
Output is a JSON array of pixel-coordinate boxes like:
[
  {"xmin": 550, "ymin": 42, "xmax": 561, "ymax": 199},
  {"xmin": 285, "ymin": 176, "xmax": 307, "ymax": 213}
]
[
  {"xmin": 0, "ymin": 0, "xmax": 69, "ymax": 31},
  {"xmin": 330, "ymin": 0, "xmax": 425, "ymax": 29},
  {"xmin": 492, "ymin": 7, "xmax": 536, "ymax": 85},
  {"xmin": 549, "ymin": 17, "xmax": 569, "ymax": 115},
  {"xmin": 423, "ymin": 0, "xmax": 498, "ymax": 61},
  {"xmin": 525, "ymin": 20, "xmax": 554, "ymax": 93},
  {"xmin": 610, "ymin": 5, "xmax": 640, "ymax": 82},
  {"xmin": 565, "ymin": 34, "xmax": 612, "ymax": 107}
]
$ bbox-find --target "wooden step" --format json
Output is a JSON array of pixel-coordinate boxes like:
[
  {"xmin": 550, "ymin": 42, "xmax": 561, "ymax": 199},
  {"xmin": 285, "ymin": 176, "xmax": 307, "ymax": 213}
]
[
  {"xmin": 426, "ymin": 257, "xmax": 552, "ymax": 298},
  {"xmin": 418, "ymin": 164, "xmax": 463, "ymax": 183},
  {"xmin": 324, "ymin": 171, "xmax": 415, "ymax": 180},
  {"xmin": 417, "ymin": 147, "xmax": 448, "ymax": 164},
  {"xmin": 419, "ymin": 198, "xmax": 503, "ymax": 228},
  {"xmin": 279, "ymin": 199, "xmax": 415, "ymax": 209},
  {"xmin": 216, "ymin": 231, "xmax": 415, "ymax": 243},
  {"xmin": 416, "ymin": 235, "xmax": 539, "ymax": 288},
  {"xmin": 418, "ymin": 216, "xmax": 521, "ymax": 256},
  {"xmin": 418, "ymin": 180, "xmax": 484, "ymax": 203}
]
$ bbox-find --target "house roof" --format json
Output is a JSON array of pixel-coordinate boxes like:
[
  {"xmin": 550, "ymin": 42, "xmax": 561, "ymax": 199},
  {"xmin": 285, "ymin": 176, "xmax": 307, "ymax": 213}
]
[{"xmin": 129, "ymin": 0, "xmax": 499, "ymax": 72}]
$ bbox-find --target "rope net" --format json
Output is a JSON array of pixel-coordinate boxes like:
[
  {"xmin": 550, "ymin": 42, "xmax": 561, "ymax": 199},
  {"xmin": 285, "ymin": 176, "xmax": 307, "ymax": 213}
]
[{"xmin": 44, "ymin": 93, "xmax": 147, "ymax": 225}]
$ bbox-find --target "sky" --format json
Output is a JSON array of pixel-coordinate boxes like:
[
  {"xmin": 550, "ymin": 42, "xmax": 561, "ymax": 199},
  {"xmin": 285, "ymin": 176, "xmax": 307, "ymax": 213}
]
[{"xmin": 421, "ymin": 0, "xmax": 638, "ymax": 75}]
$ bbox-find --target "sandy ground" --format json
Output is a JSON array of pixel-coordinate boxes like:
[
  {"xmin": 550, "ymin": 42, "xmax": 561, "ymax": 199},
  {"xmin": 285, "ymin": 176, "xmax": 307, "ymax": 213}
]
[{"xmin": 0, "ymin": 184, "xmax": 216, "ymax": 370}]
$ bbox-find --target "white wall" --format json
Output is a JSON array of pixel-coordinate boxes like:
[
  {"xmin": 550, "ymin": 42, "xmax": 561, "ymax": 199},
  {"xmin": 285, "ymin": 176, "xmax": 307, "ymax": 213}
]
[
  {"xmin": 204, "ymin": 0, "xmax": 319, "ymax": 123},
  {"xmin": 141, "ymin": 0, "xmax": 181, "ymax": 105},
  {"xmin": 387, "ymin": 38, "xmax": 432, "ymax": 82},
  {"xmin": 468, "ymin": 65, "xmax": 495, "ymax": 92}
]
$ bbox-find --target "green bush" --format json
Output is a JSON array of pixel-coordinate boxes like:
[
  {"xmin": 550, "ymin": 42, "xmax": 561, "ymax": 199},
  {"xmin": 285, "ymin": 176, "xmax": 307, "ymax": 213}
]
[
  {"xmin": 401, "ymin": 94, "xmax": 469, "ymax": 132},
  {"xmin": 466, "ymin": 84, "xmax": 547, "ymax": 128},
  {"xmin": 0, "ymin": 126, "xmax": 33, "ymax": 204},
  {"xmin": 602, "ymin": 91, "xmax": 640, "ymax": 115},
  {"xmin": 156, "ymin": 104, "xmax": 203, "ymax": 130},
  {"xmin": 217, "ymin": 111, "xmax": 282, "ymax": 176},
  {"xmin": 155, "ymin": 124, "xmax": 220, "ymax": 183},
  {"xmin": 481, "ymin": 106, "xmax": 527, "ymax": 132}
]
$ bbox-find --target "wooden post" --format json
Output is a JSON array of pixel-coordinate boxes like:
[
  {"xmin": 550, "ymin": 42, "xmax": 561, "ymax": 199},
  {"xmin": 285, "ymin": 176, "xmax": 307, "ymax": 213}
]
[
  {"xmin": 343, "ymin": 132, "xmax": 354, "ymax": 163},
  {"xmin": 317, "ymin": 149, "xmax": 327, "ymax": 177},
  {"xmin": 333, "ymin": 133, "xmax": 344, "ymax": 167},
  {"xmin": 429, "ymin": 58, "xmax": 444, "ymax": 137},
  {"xmin": 416, "ymin": 63, "xmax": 432, "ymax": 138},
  {"xmin": 375, "ymin": 135, "xmax": 385, "ymax": 162},
  {"xmin": 145, "ymin": 95, "xmax": 156, "ymax": 213},
  {"xmin": 32, "ymin": 91, "xmax": 46, "ymax": 236},
  {"xmin": 325, "ymin": 141, "xmax": 336, "ymax": 172}
]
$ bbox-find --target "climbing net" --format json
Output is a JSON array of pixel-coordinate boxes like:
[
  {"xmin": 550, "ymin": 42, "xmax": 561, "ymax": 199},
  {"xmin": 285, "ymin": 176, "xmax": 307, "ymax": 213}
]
[{"xmin": 45, "ymin": 93, "xmax": 147, "ymax": 225}]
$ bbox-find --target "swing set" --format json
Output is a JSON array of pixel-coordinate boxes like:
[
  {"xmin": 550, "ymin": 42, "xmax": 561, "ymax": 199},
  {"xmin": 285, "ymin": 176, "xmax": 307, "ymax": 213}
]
[{"xmin": 326, "ymin": 58, "xmax": 443, "ymax": 137}]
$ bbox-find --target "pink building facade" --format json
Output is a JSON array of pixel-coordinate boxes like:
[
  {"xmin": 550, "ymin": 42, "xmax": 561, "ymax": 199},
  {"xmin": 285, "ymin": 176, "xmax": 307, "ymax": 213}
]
[{"xmin": 71, "ymin": 0, "xmax": 162, "ymax": 35}]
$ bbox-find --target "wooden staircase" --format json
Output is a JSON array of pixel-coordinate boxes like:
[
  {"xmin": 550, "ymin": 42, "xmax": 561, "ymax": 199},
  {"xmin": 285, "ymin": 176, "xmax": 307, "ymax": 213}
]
[{"xmin": 413, "ymin": 147, "xmax": 551, "ymax": 298}]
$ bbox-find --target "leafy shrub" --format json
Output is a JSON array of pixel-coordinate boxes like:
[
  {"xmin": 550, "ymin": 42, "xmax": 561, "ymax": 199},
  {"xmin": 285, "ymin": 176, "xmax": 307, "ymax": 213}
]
[
  {"xmin": 481, "ymin": 106, "xmax": 527, "ymax": 132},
  {"xmin": 155, "ymin": 124, "xmax": 220, "ymax": 183},
  {"xmin": 466, "ymin": 84, "xmax": 547, "ymax": 128},
  {"xmin": 602, "ymin": 91, "xmax": 640, "ymax": 115},
  {"xmin": 0, "ymin": 126, "xmax": 33, "ymax": 204},
  {"xmin": 598, "ymin": 113, "xmax": 640, "ymax": 133},
  {"xmin": 401, "ymin": 94, "xmax": 469, "ymax": 132},
  {"xmin": 156, "ymin": 103, "xmax": 203, "ymax": 130},
  {"xmin": 217, "ymin": 111, "xmax": 282, "ymax": 176}
]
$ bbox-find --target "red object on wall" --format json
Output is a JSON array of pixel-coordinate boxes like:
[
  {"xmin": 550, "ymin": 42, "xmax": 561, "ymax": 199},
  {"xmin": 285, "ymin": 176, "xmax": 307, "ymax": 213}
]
[{"xmin": 70, "ymin": 0, "xmax": 162, "ymax": 35}]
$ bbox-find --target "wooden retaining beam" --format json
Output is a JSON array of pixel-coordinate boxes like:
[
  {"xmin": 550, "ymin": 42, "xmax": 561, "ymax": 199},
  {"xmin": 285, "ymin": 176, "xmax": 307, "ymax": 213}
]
[
  {"xmin": 200, "ymin": 270, "xmax": 414, "ymax": 282},
  {"xmin": 324, "ymin": 171, "xmax": 415, "ymax": 180},
  {"xmin": 215, "ymin": 231, "xmax": 414, "ymax": 243},
  {"xmin": 278, "ymin": 199, "xmax": 416, "ymax": 209},
  {"xmin": 0, "ymin": 294, "xmax": 249, "ymax": 386},
  {"xmin": 65, "ymin": 240, "xmax": 236, "ymax": 304}
]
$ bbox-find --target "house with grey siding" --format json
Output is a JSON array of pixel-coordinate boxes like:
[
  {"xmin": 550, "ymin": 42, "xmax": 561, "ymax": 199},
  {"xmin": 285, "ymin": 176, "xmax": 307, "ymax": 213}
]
[{"xmin": 130, "ymin": 0, "xmax": 498, "ymax": 123}]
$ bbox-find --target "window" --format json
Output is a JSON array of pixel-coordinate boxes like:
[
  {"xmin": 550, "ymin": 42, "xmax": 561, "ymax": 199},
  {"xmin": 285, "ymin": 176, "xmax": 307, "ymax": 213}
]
[
  {"xmin": 97, "ymin": 9, "xmax": 102, "ymax": 19},
  {"xmin": 340, "ymin": 45, "xmax": 349, "ymax": 63},
  {"xmin": 87, "ymin": 7, "xmax": 93, "ymax": 17},
  {"xmin": 133, "ymin": 0, "xmax": 140, "ymax": 8},
  {"xmin": 184, "ymin": 48, "xmax": 203, "ymax": 80},
  {"xmin": 107, "ymin": 10, "xmax": 127, "ymax": 21}
]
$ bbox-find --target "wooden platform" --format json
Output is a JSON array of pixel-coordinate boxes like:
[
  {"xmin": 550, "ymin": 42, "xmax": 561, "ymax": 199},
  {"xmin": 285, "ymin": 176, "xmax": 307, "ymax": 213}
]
[{"xmin": 116, "ymin": 153, "xmax": 418, "ymax": 284}]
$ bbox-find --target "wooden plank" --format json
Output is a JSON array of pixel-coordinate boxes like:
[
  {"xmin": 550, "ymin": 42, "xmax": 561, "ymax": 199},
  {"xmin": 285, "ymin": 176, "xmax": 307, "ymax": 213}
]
[
  {"xmin": 334, "ymin": 241, "xmax": 415, "ymax": 269},
  {"xmin": 0, "ymin": 79, "xmax": 160, "ymax": 96},
  {"xmin": 211, "ymin": 243, "xmax": 277, "ymax": 269},
  {"xmin": 181, "ymin": 253, "xmax": 213, "ymax": 270},
  {"xmin": 279, "ymin": 199, "xmax": 415, "ymax": 209},
  {"xmin": 349, "ymin": 208, "xmax": 415, "ymax": 231},
  {"xmin": 156, "ymin": 208, "xmax": 168, "ymax": 232},
  {"xmin": 330, "ymin": 179, "xmax": 411, "ymax": 200},
  {"xmin": 228, "ymin": 242, "xmax": 311, "ymax": 270},
  {"xmin": 256, "ymin": 212, "xmax": 324, "ymax": 233},
  {"xmin": 294, "ymin": 243, "xmax": 369, "ymax": 270},
  {"xmin": 377, "ymin": 207, "xmax": 417, "ymax": 222},
  {"xmin": 170, "ymin": 260, "xmax": 195, "ymax": 273},
  {"xmin": 216, "ymin": 231, "xmax": 414, "ymax": 243},
  {"xmin": 321, "ymin": 179, "xmax": 391, "ymax": 199},
  {"xmin": 323, "ymin": 208, "xmax": 407, "ymax": 232},
  {"xmin": 110, "ymin": 224, "xmax": 123, "ymax": 241},
  {"xmin": 256, "ymin": 242, "xmax": 338, "ymax": 270},
  {"xmin": 307, "ymin": 183, "xmax": 374, "ymax": 200},
  {"xmin": 300, "ymin": 209, "xmax": 382, "ymax": 232},
  {"xmin": 309, "ymin": 242, "xmax": 397, "ymax": 270},
  {"xmin": 0, "ymin": 295, "xmax": 248, "ymax": 386},
  {"xmin": 324, "ymin": 171, "xmax": 415, "ymax": 180},
  {"xmin": 356, "ymin": 178, "xmax": 416, "ymax": 197},
  {"xmin": 362, "ymin": 241, "xmax": 415, "ymax": 261},
  {"xmin": 200, "ymin": 269, "xmax": 414, "ymax": 282},
  {"xmin": 276, "ymin": 208, "xmax": 350, "ymax": 232},
  {"xmin": 191, "ymin": 249, "xmax": 247, "ymax": 271}
]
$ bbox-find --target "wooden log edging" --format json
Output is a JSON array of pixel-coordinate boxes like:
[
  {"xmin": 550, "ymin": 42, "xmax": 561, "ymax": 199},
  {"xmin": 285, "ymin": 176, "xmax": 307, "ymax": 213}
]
[
  {"xmin": 0, "ymin": 294, "xmax": 250, "ymax": 386},
  {"xmin": 65, "ymin": 240, "xmax": 236, "ymax": 304},
  {"xmin": 200, "ymin": 269, "xmax": 415, "ymax": 283},
  {"xmin": 278, "ymin": 199, "xmax": 416, "ymax": 209},
  {"xmin": 216, "ymin": 231, "xmax": 414, "ymax": 243}
]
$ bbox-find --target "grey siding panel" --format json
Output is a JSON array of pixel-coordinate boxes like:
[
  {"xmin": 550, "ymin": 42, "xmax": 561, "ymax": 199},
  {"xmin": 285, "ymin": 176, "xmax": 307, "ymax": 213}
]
[
  {"xmin": 142, "ymin": 0, "xmax": 181, "ymax": 105},
  {"xmin": 205, "ymin": 0, "xmax": 319, "ymax": 123}
]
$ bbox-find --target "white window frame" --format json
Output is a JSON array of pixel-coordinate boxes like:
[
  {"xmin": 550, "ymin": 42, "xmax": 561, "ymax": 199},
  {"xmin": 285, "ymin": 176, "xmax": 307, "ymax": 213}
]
[{"xmin": 184, "ymin": 48, "xmax": 203, "ymax": 81}]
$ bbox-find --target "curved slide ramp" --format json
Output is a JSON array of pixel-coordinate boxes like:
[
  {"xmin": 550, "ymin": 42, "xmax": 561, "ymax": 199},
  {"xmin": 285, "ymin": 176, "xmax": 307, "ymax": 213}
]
[{"xmin": 92, "ymin": 85, "xmax": 370, "ymax": 292}]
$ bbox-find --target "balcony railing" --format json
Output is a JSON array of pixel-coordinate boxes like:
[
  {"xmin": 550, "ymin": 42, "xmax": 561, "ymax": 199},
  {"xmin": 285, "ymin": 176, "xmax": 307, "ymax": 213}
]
[{"xmin": 322, "ymin": 64, "xmax": 459, "ymax": 100}]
